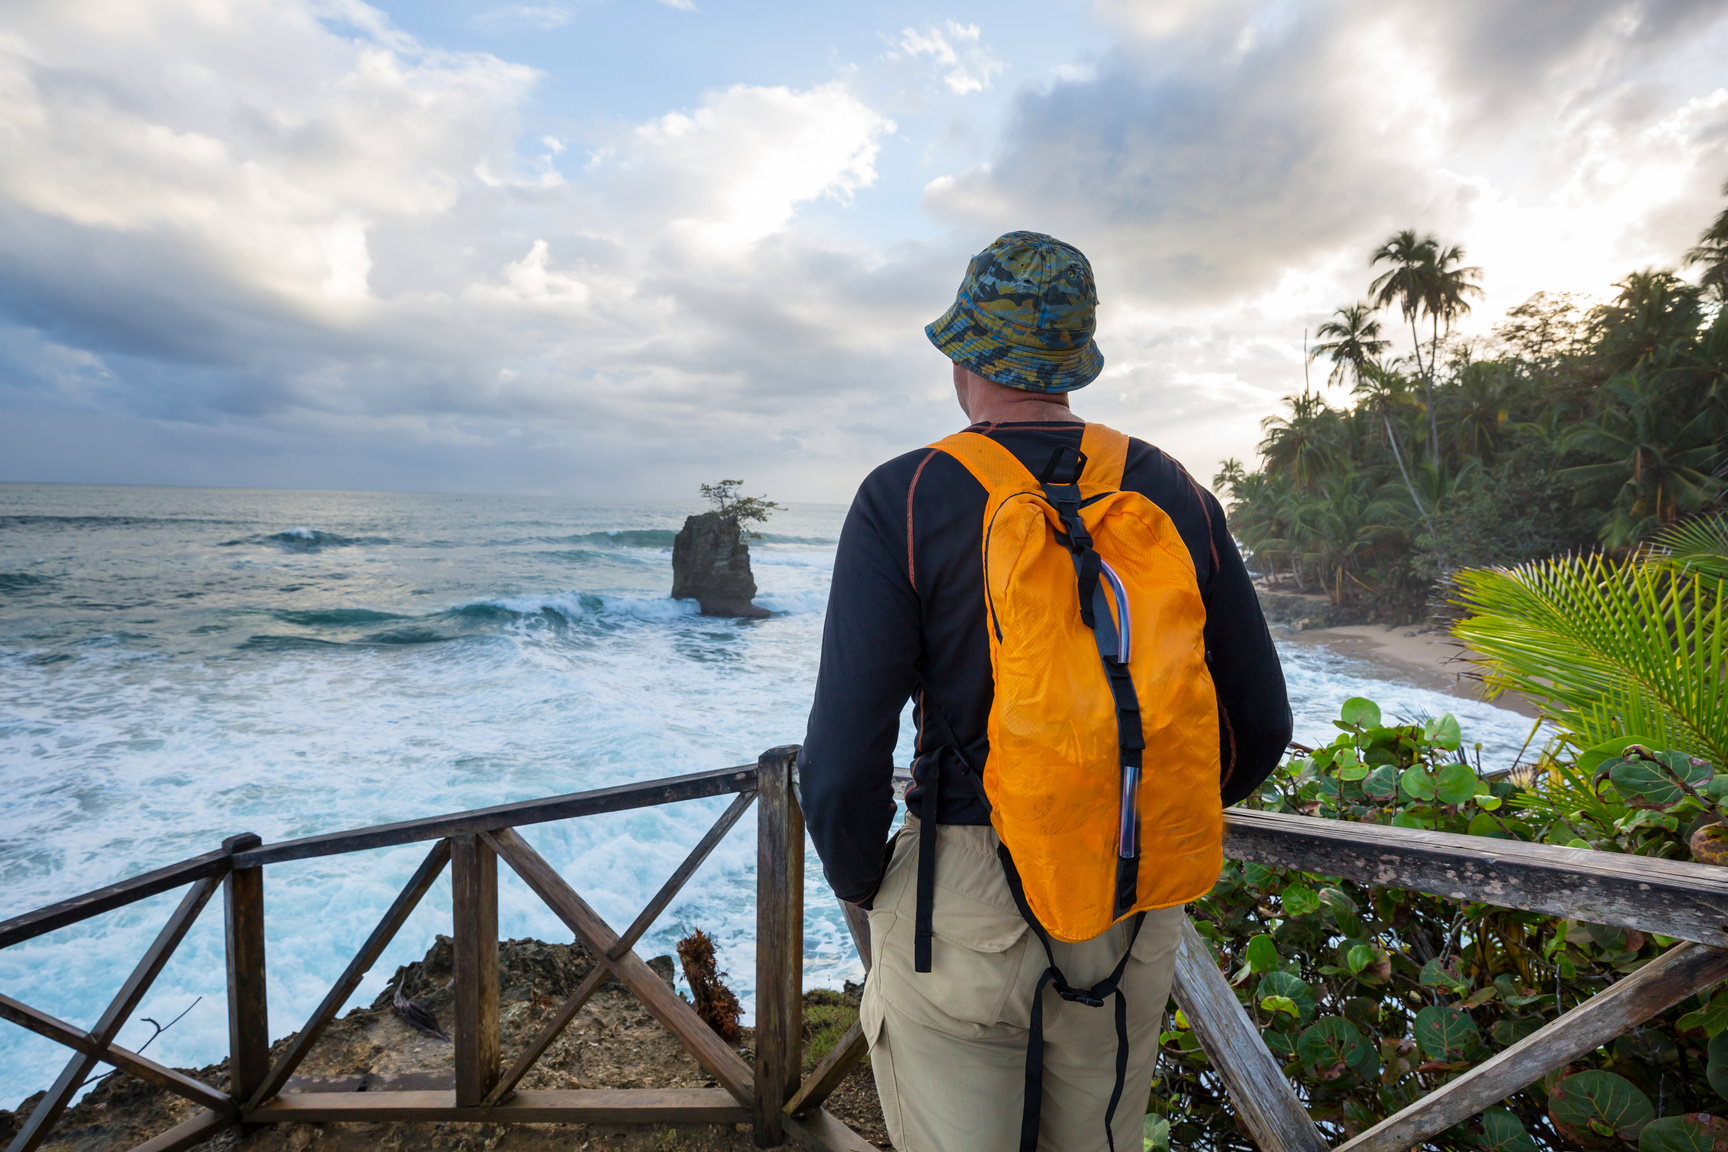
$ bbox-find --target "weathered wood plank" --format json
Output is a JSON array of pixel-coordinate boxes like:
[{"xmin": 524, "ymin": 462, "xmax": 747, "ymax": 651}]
[
  {"xmin": 235, "ymin": 765, "xmax": 757, "ymax": 868},
  {"xmin": 125, "ymin": 1108, "xmax": 233, "ymax": 1152},
  {"xmin": 754, "ymin": 745, "xmax": 804, "ymax": 1148},
  {"xmin": 1335, "ymin": 942, "xmax": 1728, "ymax": 1152},
  {"xmin": 222, "ymin": 833, "xmax": 269, "ymax": 1110},
  {"xmin": 485, "ymin": 791, "xmax": 755, "ymax": 1106},
  {"xmin": 785, "ymin": 1022, "xmax": 866, "ymax": 1118},
  {"xmin": 451, "ymin": 833, "xmax": 501, "ymax": 1107},
  {"xmin": 7, "ymin": 876, "xmax": 223, "ymax": 1152},
  {"xmin": 785, "ymin": 892, "xmax": 873, "ymax": 1120},
  {"xmin": 1171, "ymin": 915, "xmax": 1326, "ymax": 1152},
  {"xmin": 246, "ymin": 1087, "xmax": 750, "ymax": 1124},
  {"xmin": 0, "ymin": 991, "xmax": 234, "ymax": 1114},
  {"xmin": 1226, "ymin": 809, "xmax": 1728, "ymax": 946},
  {"xmin": 0, "ymin": 850, "xmax": 229, "ymax": 951},
  {"xmin": 783, "ymin": 1107, "xmax": 882, "ymax": 1152},
  {"xmin": 484, "ymin": 827, "xmax": 756, "ymax": 1104},
  {"xmin": 249, "ymin": 838, "xmax": 450, "ymax": 1107}
]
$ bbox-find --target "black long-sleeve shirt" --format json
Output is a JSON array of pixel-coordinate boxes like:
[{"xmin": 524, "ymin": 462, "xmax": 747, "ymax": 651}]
[{"xmin": 798, "ymin": 420, "xmax": 1291, "ymax": 904}]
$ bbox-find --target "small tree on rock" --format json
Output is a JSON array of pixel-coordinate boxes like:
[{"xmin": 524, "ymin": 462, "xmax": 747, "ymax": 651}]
[{"xmin": 699, "ymin": 480, "xmax": 778, "ymax": 539}]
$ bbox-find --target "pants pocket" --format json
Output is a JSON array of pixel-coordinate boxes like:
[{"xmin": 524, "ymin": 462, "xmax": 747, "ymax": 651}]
[{"xmin": 875, "ymin": 821, "xmax": 1035, "ymax": 1037}]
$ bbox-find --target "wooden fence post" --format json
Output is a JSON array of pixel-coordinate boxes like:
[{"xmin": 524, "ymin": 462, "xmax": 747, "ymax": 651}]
[
  {"xmin": 222, "ymin": 833, "xmax": 269, "ymax": 1111},
  {"xmin": 451, "ymin": 832, "xmax": 500, "ymax": 1107},
  {"xmin": 754, "ymin": 745, "xmax": 804, "ymax": 1147}
]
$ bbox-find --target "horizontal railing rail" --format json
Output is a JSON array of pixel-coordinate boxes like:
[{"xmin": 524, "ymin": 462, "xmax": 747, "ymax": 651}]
[{"xmin": 4, "ymin": 760, "xmax": 1726, "ymax": 1152}]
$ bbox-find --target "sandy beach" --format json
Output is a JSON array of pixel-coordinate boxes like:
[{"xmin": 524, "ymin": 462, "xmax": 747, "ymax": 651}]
[{"xmin": 1257, "ymin": 586, "xmax": 1540, "ymax": 720}]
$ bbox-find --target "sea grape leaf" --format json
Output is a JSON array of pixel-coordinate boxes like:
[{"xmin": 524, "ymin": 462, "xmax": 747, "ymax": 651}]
[
  {"xmin": 1420, "ymin": 957, "xmax": 1471, "ymax": 994},
  {"xmin": 1260, "ymin": 994, "xmax": 1300, "ymax": 1020},
  {"xmin": 1281, "ymin": 883, "xmax": 1320, "ymax": 916},
  {"xmin": 1468, "ymin": 811, "xmax": 1504, "ymax": 837},
  {"xmin": 1613, "ymin": 755, "xmax": 1708, "ymax": 811},
  {"xmin": 1364, "ymin": 765, "xmax": 1401, "ymax": 801},
  {"xmin": 1639, "ymin": 1114, "xmax": 1728, "ymax": 1152},
  {"xmin": 1708, "ymin": 1033, "xmax": 1728, "ymax": 1102},
  {"xmin": 1402, "ymin": 766, "xmax": 1438, "ymax": 801},
  {"xmin": 1337, "ymin": 763, "xmax": 1370, "ymax": 781},
  {"xmin": 1243, "ymin": 861, "xmax": 1280, "ymax": 891},
  {"xmin": 1579, "ymin": 736, "xmax": 1658, "ymax": 780},
  {"xmin": 1144, "ymin": 1114, "xmax": 1171, "ymax": 1152},
  {"xmin": 1319, "ymin": 887, "xmax": 1365, "ymax": 936},
  {"xmin": 1482, "ymin": 1108, "xmax": 1540, "ymax": 1152},
  {"xmin": 1296, "ymin": 1017, "xmax": 1374, "ymax": 1079},
  {"xmin": 1492, "ymin": 1018, "xmax": 1540, "ymax": 1048},
  {"xmin": 1414, "ymin": 1004, "xmax": 1480, "ymax": 1058},
  {"xmin": 1679, "ymin": 991, "xmax": 1728, "ymax": 1039},
  {"xmin": 1436, "ymin": 762, "xmax": 1480, "ymax": 805},
  {"xmin": 1346, "ymin": 943, "xmax": 1374, "ymax": 974},
  {"xmin": 1245, "ymin": 934, "xmax": 1279, "ymax": 973},
  {"xmin": 1549, "ymin": 1070, "xmax": 1655, "ymax": 1148},
  {"xmin": 1424, "ymin": 713, "xmax": 1463, "ymax": 751},
  {"xmin": 1258, "ymin": 971, "xmax": 1315, "ymax": 1023},
  {"xmin": 1463, "ymin": 984, "xmax": 1499, "ymax": 1009},
  {"xmin": 1693, "ymin": 824, "xmax": 1728, "ymax": 867},
  {"xmin": 1340, "ymin": 697, "xmax": 1382, "ymax": 729}
]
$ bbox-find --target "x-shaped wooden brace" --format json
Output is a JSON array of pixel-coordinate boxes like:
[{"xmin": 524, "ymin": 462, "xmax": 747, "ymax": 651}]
[
  {"xmin": 5, "ymin": 875, "xmax": 224, "ymax": 1152},
  {"xmin": 481, "ymin": 790, "xmax": 756, "ymax": 1104}
]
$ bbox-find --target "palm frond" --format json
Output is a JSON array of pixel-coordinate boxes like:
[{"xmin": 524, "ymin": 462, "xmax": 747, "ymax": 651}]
[
  {"xmin": 1451, "ymin": 555, "xmax": 1728, "ymax": 767},
  {"xmin": 1649, "ymin": 514, "xmax": 1728, "ymax": 581}
]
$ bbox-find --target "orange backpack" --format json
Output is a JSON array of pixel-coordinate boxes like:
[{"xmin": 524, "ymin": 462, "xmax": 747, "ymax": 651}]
[
  {"xmin": 929, "ymin": 421, "xmax": 1224, "ymax": 938},
  {"xmin": 910, "ymin": 423, "xmax": 1225, "ymax": 1152}
]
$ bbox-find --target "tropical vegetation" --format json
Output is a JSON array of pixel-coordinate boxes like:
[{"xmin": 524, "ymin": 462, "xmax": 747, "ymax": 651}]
[
  {"xmin": 1146, "ymin": 518, "xmax": 1728, "ymax": 1152},
  {"xmin": 1214, "ymin": 197, "xmax": 1728, "ymax": 617}
]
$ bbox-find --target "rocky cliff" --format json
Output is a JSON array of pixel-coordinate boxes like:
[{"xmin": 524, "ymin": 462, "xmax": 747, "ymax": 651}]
[{"xmin": 671, "ymin": 512, "xmax": 769, "ymax": 618}]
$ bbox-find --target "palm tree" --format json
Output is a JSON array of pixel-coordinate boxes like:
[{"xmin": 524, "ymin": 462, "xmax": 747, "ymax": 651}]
[
  {"xmin": 1351, "ymin": 363, "xmax": 1435, "ymax": 536},
  {"xmin": 1370, "ymin": 230, "xmax": 1441, "ymax": 464},
  {"xmin": 1369, "ymin": 231, "xmax": 1484, "ymax": 471},
  {"xmin": 1686, "ymin": 178, "xmax": 1728, "ymax": 301},
  {"xmin": 1422, "ymin": 242, "xmax": 1484, "ymax": 405},
  {"xmin": 1257, "ymin": 392, "xmax": 1343, "ymax": 494},
  {"xmin": 1310, "ymin": 303, "xmax": 1390, "ymax": 391},
  {"xmin": 1589, "ymin": 270, "xmax": 1703, "ymax": 376},
  {"xmin": 1557, "ymin": 373, "xmax": 1725, "ymax": 545}
]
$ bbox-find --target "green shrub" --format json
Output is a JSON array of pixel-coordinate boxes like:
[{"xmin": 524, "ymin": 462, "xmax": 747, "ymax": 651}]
[{"xmin": 1153, "ymin": 698, "xmax": 1726, "ymax": 1152}]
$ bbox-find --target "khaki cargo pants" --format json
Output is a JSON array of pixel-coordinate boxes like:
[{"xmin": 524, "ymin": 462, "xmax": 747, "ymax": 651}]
[{"xmin": 859, "ymin": 818, "xmax": 1184, "ymax": 1152}]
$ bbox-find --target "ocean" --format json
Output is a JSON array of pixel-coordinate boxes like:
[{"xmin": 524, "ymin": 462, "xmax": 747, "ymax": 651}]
[{"xmin": 0, "ymin": 482, "xmax": 1538, "ymax": 1101}]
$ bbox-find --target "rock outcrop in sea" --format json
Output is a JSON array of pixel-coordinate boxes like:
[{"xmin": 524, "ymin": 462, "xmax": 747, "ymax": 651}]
[{"xmin": 671, "ymin": 512, "xmax": 769, "ymax": 618}]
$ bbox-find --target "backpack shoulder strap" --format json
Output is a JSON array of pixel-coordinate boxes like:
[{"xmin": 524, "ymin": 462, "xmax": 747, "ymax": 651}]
[
  {"xmin": 932, "ymin": 425, "xmax": 1127, "ymax": 499},
  {"xmin": 1079, "ymin": 423, "xmax": 1128, "ymax": 498},
  {"xmin": 928, "ymin": 431, "xmax": 1040, "ymax": 495}
]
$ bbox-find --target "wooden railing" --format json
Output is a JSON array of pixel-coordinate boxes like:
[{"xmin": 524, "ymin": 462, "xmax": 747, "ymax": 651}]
[{"xmin": 5, "ymin": 752, "xmax": 1728, "ymax": 1152}]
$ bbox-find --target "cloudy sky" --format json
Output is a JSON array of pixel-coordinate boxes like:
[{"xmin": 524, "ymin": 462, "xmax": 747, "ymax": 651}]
[{"xmin": 3, "ymin": 0, "xmax": 1726, "ymax": 502}]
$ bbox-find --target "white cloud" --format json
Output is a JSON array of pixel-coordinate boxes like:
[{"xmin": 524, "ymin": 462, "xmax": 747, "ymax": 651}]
[
  {"xmin": 896, "ymin": 21, "xmax": 1004, "ymax": 95},
  {"xmin": 1, "ymin": 0, "xmax": 1726, "ymax": 500}
]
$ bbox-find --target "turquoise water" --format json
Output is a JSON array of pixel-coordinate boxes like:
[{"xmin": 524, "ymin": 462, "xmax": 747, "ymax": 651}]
[{"xmin": 0, "ymin": 482, "xmax": 1535, "ymax": 1102}]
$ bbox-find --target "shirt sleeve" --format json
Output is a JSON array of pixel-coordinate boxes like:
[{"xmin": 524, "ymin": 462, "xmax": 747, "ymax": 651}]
[
  {"xmin": 797, "ymin": 475, "xmax": 921, "ymax": 903},
  {"xmin": 1198, "ymin": 487, "xmax": 1292, "ymax": 806}
]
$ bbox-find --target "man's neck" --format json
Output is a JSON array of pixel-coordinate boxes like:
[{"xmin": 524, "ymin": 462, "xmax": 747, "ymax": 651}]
[
  {"xmin": 959, "ymin": 370, "xmax": 1084, "ymax": 426},
  {"xmin": 966, "ymin": 395, "xmax": 1083, "ymax": 426}
]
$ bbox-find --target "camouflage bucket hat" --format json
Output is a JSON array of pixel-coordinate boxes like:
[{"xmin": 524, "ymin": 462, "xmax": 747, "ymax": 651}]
[{"xmin": 926, "ymin": 231, "xmax": 1103, "ymax": 394}]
